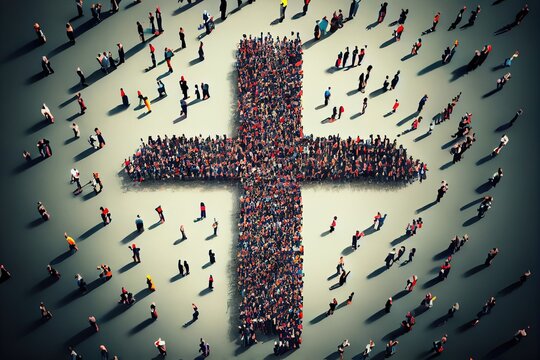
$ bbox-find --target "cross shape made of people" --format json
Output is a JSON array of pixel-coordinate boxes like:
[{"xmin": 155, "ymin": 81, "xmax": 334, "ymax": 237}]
[{"xmin": 124, "ymin": 34, "xmax": 427, "ymax": 351}]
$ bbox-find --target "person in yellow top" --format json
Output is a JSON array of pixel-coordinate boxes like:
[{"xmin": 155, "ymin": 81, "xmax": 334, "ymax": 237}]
[
  {"xmin": 280, "ymin": 0, "xmax": 288, "ymax": 22},
  {"xmin": 144, "ymin": 96, "xmax": 151, "ymax": 113},
  {"xmin": 147, "ymin": 275, "xmax": 156, "ymax": 291},
  {"xmin": 65, "ymin": 232, "xmax": 78, "ymax": 252}
]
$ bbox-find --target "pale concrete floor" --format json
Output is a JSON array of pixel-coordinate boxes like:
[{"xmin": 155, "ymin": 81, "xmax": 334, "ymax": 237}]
[{"xmin": 0, "ymin": 0, "xmax": 539, "ymax": 359}]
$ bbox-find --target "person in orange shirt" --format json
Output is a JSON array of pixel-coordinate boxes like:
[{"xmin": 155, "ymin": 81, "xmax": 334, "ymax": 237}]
[{"xmin": 65, "ymin": 232, "xmax": 78, "ymax": 251}]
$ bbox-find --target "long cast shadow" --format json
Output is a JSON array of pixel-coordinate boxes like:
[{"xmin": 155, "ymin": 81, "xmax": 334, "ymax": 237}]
[
  {"xmin": 463, "ymin": 264, "xmax": 487, "ymax": 277},
  {"xmin": 365, "ymin": 309, "xmax": 387, "ymax": 323},
  {"xmin": 460, "ymin": 197, "xmax": 483, "ymax": 211},
  {"xmin": 379, "ymin": 37, "xmax": 397, "ymax": 48},
  {"xmin": 382, "ymin": 326, "xmax": 406, "ymax": 341},
  {"xmin": 497, "ymin": 281, "xmax": 523, "ymax": 296},
  {"xmin": 463, "ymin": 215, "xmax": 482, "ymax": 227},
  {"xmin": 199, "ymin": 287, "xmax": 214, "ymax": 296},
  {"xmin": 390, "ymin": 234, "xmax": 409, "ymax": 246},
  {"xmin": 484, "ymin": 339, "xmax": 518, "ymax": 359},
  {"xmin": 440, "ymin": 161, "xmax": 455, "ymax": 170},
  {"xmin": 369, "ymin": 87, "xmax": 386, "ymax": 98},
  {"xmin": 430, "ymin": 313, "xmax": 453, "ymax": 328},
  {"xmin": 121, "ymin": 230, "xmax": 140, "ymax": 244},
  {"xmin": 401, "ymin": 53, "xmax": 415, "ymax": 61},
  {"xmin": 450, "ymin": 65, "xmax": 469, "ymax": 82},
  {"xmin": 476, "ymin": 154, "xmax": 495, "ymax": 166},
  {"xmin": 2, "ymin": 39, "xmax": 41, "ymax": 63},
  {"xmin": 128, "ymin": 318, "xmax": 154, "ymax": 335},
  {"xmin": 63, "ymin": 327, "xmax": 96, "ymax": 347},
  {"xmin": 29, "ymin": 277, "xmax": 57, "ymax": 293},
  {"xmin": 397, "ymin": 112, "xmax": 418, "ymax": 126},
  {"xmin": 423, "ymin": 276, "xmax": 443, "ymax": 289},
  {"xmin": 367, "ymin": 265, "xmax": 387, "ymax": 279},
  {"xmin": 119, "ymin": 262, "xmax": 138, "ymax": 273},
  {"xmin": 50, "ymin": 250, "xmax": 75, "ymax": 265},
  {"xmin": 79, "ymin": 223, "xmax": 103, "ymax": 240},
  {"xmin": 26, "ymin": 72, "xmax": 48, "ymax": 85},
  {"xmin": 393, "ymin": 290, "xmax": 409, "ymax": 301},
  {"xmin": 475, "ymin": 181, "xmax": 493, "ymax": 194},
  {"xmin": 47, "ymin": 42, "xmax": 74, "ymax": 58},
  {"xmin": 309, "ymin": 312, "xmax": 328, "ymax": 325},
  {"xmin": 13, "ymin": 157, "xmax": 45, "ymax": 174},
  {"xmin": 26, "ymin": 119, "xmax": 51, "ymax": 134},
  {"xmin": 483, "ymin": 88, "xmax": 502, "ymax": 98},
  {"xmin": 418, "ymin": 60, "xmax": 445, "ymax": 75},
  {"xmin": 74, "ymin": 147, "xmax": 98, "ymax": 162},
  {"xmin": 172, "ymin": 0, "xmax": 203, "ymax": 15}
]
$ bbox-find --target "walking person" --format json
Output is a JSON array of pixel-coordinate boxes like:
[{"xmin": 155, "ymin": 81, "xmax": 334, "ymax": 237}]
[
  {"xmin": 156, "ymin": 7, "xmax": 164, "ymax": 33},
  {"xmin": 179, "ymin": 27, "xmax": 186, "ymax": 49},
  {"xmin": 220, "ymin": 0, "xmax": 227, "ymax": 21},
  {"xmin": 137, "ymin": 21, "xmax": 145, "ymax": 42},
  {"xmin": 361, "ymin": 97, "xmax": 368, "ymax": 115},
  {"xmin": 150, "ymin": 302, "xmax": 158, "ymax": 319},
  {"xmin": 65, "ymin": 232, "xmax": 79, "ymax": 252},
  {"xmin": 76, "ymin": 93, "xmax": 87, "ymax": 114},
  {"xmin": 180, "ymin": 224, "xmax": 188, "ymax": 240},
  {"xmin": 485, "ymin": 247, "xmax": 499, "ymax": 266},
  {"xmin": 391, "ymin": 99, "xmax": 400, "ymax": 113},
  {"xmin": 117, "ymin": 43, "xmax": 125, "ymax": 64},
  {"xmin": 66, "ymin": 23, "xmax": 76, "ymax": 43},
  {"xmin": 212, "ymin": 218, "xmax": 219, "ymax": 236},
  {"xmin": 418, "ymin": 94, "xmax": 428, "ymax": 113},
  {"xmin": 448, "ymin": 6, "xmax": 466, "ymax": 31},
  {"xmin": 100, "ymin": 206, "xmax": 112, "ymax": 225},
  {"xmin": 154, "ymin": 338, "xmax": 167, "ymax": 356},
  {"xmin": 279, "ymin": 0, "xmax": 287, "ymax": 23},
  {"xmin": 436, "ymin": 181, "xmax": 449, "ymax": 202},
  {"xmin": 129, "ymin": 244, "xmax": 141, "ymax": 263},
  {"xmin": 209, "ymin": 250, "xmax": 216, "ymax": 264},
  {"xmin": 466, "ymin": 5, "xmax": 481, "ymax": 27},
  {"xmin": 40, "ymin": 302, "xmax": 53, "ymax": 320},
  {"xmin": 198, "ymin": 41, "xmax": 205, "ymax": 61},
  {"xmin": 76, "ymin": 67, "xmax": 88, "ymax": 87},
  {"xmin": 338, "ymin": 339, "xmax": 351, "ymax": 360},
  {"xmin": 41, "ymin": 56, "xmax": 54, "ymax": 75},
  {"xmin": 184, "ymin": 260, "xmax": 190, "ymax": 275},
  {"xmin": 178, "ymin": 259, "xmax": 184, "ymax": 276},
  {"xmin": 329, "ymin": 216, "xmax": 337, "ymax": 232},
  {"xmin": 208, "ymin": 274, "xmax": 214, "ymax": 289},
  {"xmin": 200, "ymin": 202, "xmax": 207, "ymax": 219},
  {"xmin": 385, "ymin": 248, "xmax": 396, "ymax": 269},
  {"xmin": 89, "ymin": 316, "xmax": 99, "ymax": 332},
  {"xmin": 180, "ymin": 76, "xmax": 189, "ymax": 99},
  {"xmin": 385, "ymin": 297, "xmax": 393, "ymax": 313},
  {"xmin": 155, "ymin": 205, "xmax": 165, "ymax": 223},
  {"xmin": 324, "ymin": 87, "xmax": 331, "ymax": 106}
]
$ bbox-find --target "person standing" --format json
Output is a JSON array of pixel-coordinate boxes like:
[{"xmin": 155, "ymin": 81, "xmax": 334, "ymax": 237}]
[
  {"xmin": 390, "ymin": 71, "xmax": 400, "ymax": 90},
  {"xmin": 99, "ymin": 345, "xmax": 108, "ymax": 359},
  {"xmin": 362, "ymin": 340, "xmax": 375, "ymax": 358},
  {"xmin": 100, "ymin": 206, "xmax": 112, "ymax": 225},
  {"xmin": 192, "ymin": 303, "xmax": 199, "ymax": 320},
  {"xmin": 156, "ymin": 7, "xmax": 164, "ymax": 33},
  {"xmin": 76, "ymin": 93, "xmax": 87, "ymax": 114},
  {"xmin": 385, "ymin": 297, "xmax": 393, "ymax": 313},
  {"xmin": 154, "ymin": 338, "xmax": 167, "ymax": 356},
  {"xmin": 436, "ymin": 181, "xmax": 449, "ymax": 202},
  {"xmin": 135, "ymin": 215, "xmax": 144, "ymax": 232},
  {"xmin": 385, "ymin": 248, "xmax": 396, "ymax": 269},
  {"xmin": 76, "ymin": 67, "xmax": 88, "ymax": 87},
  {"xmin": 392, "ymin": 99, "xmax": 400, "ymax": 113},
  {"xmin": 361, "ymin": 97, "xmax": 368, "ymax": 115},
  {"xmin": 34, "ymin": 23, "xmax": 47, "ymax": 44},
  {"xmin": 129, "ymin": 244, "xmax": 141, "ymax": 263},
  {"xmin": 342, "ymin": 47, "xmax": 350, "ymax": 68},
  {"xmin": 66, "ymin": 23, "xmax": 75, "ymax": 43},
  {"xmin": 431, "ymin": 12, "xmax": 441, "ymax": 32},
  {"xmin": 178, "ymin": 259, "xmax": 184, "ymax": 276},
  {"xmin": 485, "ymin": 248, "xmax": 499, "ymax": 266},
  {"xmin": 180, "ymin": 225, "xmax": 187, "ymax": 240},
  {"xmin": 510, "ymin": 108, "xmax": 523, "ymax": 126},
  {"xmin": 146, "ymin": 275, "xmax": 156, "ymax": 291},
  {"xmin": 65, "ymin": 232, "xmax": 79, "ymax": 252},
  {"xmin": 209, "ymin": 250, "xmax": 216, "ymax": 264},
  {"xmin": 448, "ymin": 6, "xmax": 466, "ymax": 31},
  {"xmin": 208, "ymin": 275, "xmax": 214, "ymax": 289},
  {"xmin": 155, "ymin": 205, "xmax": 165, "ymax": 223},
  {"xmin": 418, "ymin": 94, "xmax": 428, "ymax": 113},
  {"xmin": 117, "ymin": 43, "xmax": 125, "ymax": 64},
  {"xmin": 348, "ymin": 0, "xmax": 360, "ymax": 20},
  {"xmin": 489, "ymin": 168, "xmax": 503, "ymax": 187},
  {"xmin": 376, "ymin": 213, "xmax": 387, "ymax": 230},
  {"xmin": 338, "ymin": 339, "xmax": 351, "ymax": 359},
  {"xmin": 40, "ymin": 302, "xmax": 53, "ymax": 320},
  {"xmin": 200, "ymin": 202, "xmax": 207, "ymax": 219},
  {"xmin": 513, "ymin": 4, "xmax": 529, "ymax": 26},
  {"xmin": 220, "ymin": 0, "xmax": 227, "ymax": 21},
  {"xmin": 137, "ymin": 21, "xmax": 145, "ymax": 42},
  {"xmin": 198, "ymin": 41, "xmax": 205, "ymax": 61},
  {"xmin": 149, "ymin": 11, "xmax": 156, "ymax": 34},
  {"xmin": 184, "ymin": 260, "xmax": 190, "ymax": 275},
  {"xmin": 492, "ymin": 134, "xmax": 509, "ymax": 156},
  {"xmin": 40, "ymin": 103, "xmax": 54, "ymax": 123},
  {"xmin": 0, "ymin": 264, "xmax": 11, "ymax": 281},
  {"xmin": 120, "ymin": 88, "xmax": 129, "ymax": 106},
  {"xmin": 303, "ymin": 0, "xmax": 311, "ymax": 16},
  {"xmin": 179, "ymin": 27, "xmax": 186, "ymax": 49},
  {"xmin": 180, "ymin": 76, "xmax": 189, "ymax": 99},
  {"xmin": 327, "ymin": 298, "xmax": 338, "ymax": 316},
  {"xmin": 329, "ymin": 216, "xmax": 337, "ymax": 232},
  {"xmin": 378, "ymin": 2, "xmax": 388, "ymax": 23},
  {"xmin": 150, "ymin": 303, "xmax": 158, "ymax": 319},
  {"xmin": 324, "ymin": 87, "xmax": 331, "ymax": 106},
  {"xmin": 41, "ymin": 56, "xmax": 54, "ymax": 75},
  {"xmin": 76, "ymin": 0, "xmax": 84, "ymax": 17},
  {"xmin": 279, "ymin": 0, "xmax": 287, "ymax": 23},
  {"xmin": 212, "ymin": 218, "xmax": 219, "ymax": 236},
  {"xmin": 180, "ymin": 99, "xmax": 188, "ymax": 117},
  {"xmin": 466, "ymin": 5, "xmax": 481, "ymax": 27},
  {"xmin": 89, "ymin": 316, "xmax": 99, "ymax": 332}
]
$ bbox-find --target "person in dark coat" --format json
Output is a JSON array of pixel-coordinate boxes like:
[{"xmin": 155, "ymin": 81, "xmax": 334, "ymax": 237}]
[
  {"xmin": 178, "ymin": 259, "xmax": 184, "ymax": 276},
  {"xmin": 117, "ymin": 43, "xmax": 125, "ymax": 64},
  {"xmin": 220, "ymin": 0, "xmax": 227, "ymax": 20},
  {"xmin": 179, "ymin": 27, "xmax": 186, "ymax": 49}
]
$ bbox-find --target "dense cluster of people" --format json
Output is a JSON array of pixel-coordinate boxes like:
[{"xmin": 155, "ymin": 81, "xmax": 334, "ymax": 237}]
[{"xmin": 123, "ymin": 35, "xmax": 428, "ymax": 350}]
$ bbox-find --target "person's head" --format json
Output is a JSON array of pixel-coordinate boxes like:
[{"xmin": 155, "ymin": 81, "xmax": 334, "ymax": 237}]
[{"xmin": 333, "ymin": 216, "xmax": 337, "ymax": 220}]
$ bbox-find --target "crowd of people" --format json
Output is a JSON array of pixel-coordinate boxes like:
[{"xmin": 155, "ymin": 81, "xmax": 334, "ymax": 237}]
[{"xmin": 123, "ymin": 34, "xmax": 428, "ymax": 350}]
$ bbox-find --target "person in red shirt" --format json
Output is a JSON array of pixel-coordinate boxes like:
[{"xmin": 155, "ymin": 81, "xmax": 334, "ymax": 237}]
[
  {"xmin": 394, "ymin": 24, "xmax": 404, "ymax": 40},
  {"xmin": 392, "ymin": 99, "xmax": 400, "ymax": 113},
  {"xmin": 155, "ymin": 205, "xmax": 165, "ymax": 223},
  {"xmin": 329, "ymin": 216, "xmax": 338, "ymax": 232},
  {"xmin": 100, "ymin": 207, "xmax": 111, "ymax": 225}
]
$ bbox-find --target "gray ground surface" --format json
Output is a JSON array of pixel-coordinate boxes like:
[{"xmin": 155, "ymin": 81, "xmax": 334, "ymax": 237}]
[{"xmin": 0, "ymin": 0, "xmax": 539, "ymax": 359}]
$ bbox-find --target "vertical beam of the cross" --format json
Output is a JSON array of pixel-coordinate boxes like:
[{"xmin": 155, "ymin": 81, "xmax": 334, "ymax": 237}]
[{"xmin": 235, "ymin": 36, "xmax": 305, "ymax": 345}]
